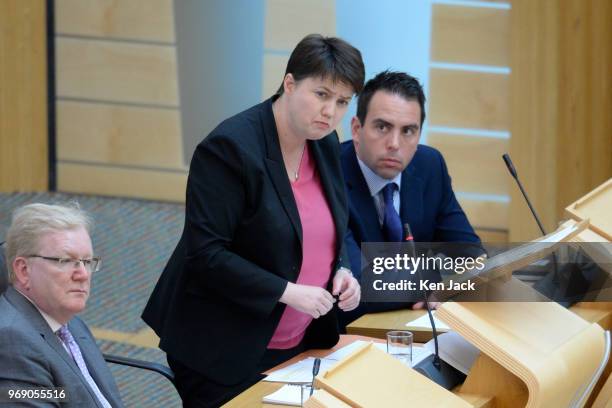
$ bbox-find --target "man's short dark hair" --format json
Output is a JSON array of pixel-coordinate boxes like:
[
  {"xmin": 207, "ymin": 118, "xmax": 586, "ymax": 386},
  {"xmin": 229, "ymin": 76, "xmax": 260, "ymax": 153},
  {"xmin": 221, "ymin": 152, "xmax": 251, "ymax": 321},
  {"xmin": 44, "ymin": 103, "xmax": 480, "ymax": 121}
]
[
  {"xmin": 277, "ymin": 34, "xmax": 365, "ymax": 95},
  {"xmin": 356, "ymin": 71, "xmax": 426, "ymax": 127}
]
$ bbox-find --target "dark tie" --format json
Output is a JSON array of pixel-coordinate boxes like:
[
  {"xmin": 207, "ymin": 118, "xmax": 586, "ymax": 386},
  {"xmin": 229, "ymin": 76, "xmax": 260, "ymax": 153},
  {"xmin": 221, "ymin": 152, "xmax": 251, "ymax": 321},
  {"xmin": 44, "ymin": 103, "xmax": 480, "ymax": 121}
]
[{"xmin": 382, "ymin": 183, "xmax": 402, "ymax": 242}]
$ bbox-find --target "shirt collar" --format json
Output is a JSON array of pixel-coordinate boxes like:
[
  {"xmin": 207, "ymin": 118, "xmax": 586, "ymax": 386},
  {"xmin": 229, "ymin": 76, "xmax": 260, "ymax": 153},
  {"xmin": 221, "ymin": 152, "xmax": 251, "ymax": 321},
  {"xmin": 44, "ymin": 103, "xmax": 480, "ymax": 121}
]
[
  {"xmin": 15, "ymin": 288, "xmax": 64, "ymax": 333},
  {"xmin": 356, "ymin": 156, "xmax": 402, "ymax": 197}
]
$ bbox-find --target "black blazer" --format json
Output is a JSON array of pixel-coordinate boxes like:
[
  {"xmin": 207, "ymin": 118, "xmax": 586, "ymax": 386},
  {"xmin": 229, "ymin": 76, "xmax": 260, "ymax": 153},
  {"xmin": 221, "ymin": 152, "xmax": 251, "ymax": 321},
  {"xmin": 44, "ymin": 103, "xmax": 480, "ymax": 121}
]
[{"xmin": 142, "ymin": 97, "xmax": 350, "ymax": 385}]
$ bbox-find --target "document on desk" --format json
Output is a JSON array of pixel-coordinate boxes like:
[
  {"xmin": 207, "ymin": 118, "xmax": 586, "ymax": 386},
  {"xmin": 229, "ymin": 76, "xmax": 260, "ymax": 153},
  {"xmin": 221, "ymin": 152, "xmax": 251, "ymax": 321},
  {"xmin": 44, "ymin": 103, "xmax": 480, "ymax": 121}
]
[
  {"xmin": 406, "ymin": 312, "xmax": 451, "ymax": 331},
  {"xmin": 326, "ymin": 340, "xmax": 433, "ymax": 367},
  {"xmin": 264, "ymin": 357, "xmax": 336, "ymax": 383},
  {"xmin": 264, "ymin": 341, "xmax": 433, "ymax": 383},
  {"xmin": 262, "ymin": 384, "xmax": 305, "ymax": 406}
]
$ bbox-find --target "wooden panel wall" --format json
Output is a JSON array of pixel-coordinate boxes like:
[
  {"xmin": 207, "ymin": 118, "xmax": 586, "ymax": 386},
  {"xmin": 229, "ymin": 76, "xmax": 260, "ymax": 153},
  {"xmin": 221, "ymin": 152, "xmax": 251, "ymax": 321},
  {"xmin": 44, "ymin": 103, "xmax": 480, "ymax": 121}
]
[
  {"xmin": 556, "ymin": 0, "xmax": 612, "ymax": 221},
  {"xmin": 55, "ymin": 0, "xmax": 175, "ymax": 42},
  {"xmin": 428, "ymin": 134, "xmax": 509, "ymax": 196},
  {"xmin": 429, "ymin": 2, "xmax": 511, "ymax": 242},
  {"xmin": 56, "ymin": 38, "xmax": 179, "ymax": 105},
  {"xmin": 262, "ymin": 0, "xmax": 335, "ymax": 99},
  {"xmin": 54, "ymin": 0, "xmax": 186, "ymax": 202},
  {"xmin": 431, "ymin": 5, "xmax": 509, "ymax": 66},
  {"xmin": 429, "ymin": 69, "xmax": 509, "ymax": 130},
  {"xmin": 509, "ymin": 0, "xmax": 612, "ymax": 240},
  {"xmin": 0, "ymin": 0, "xmax": 48, "ymax": 192}
]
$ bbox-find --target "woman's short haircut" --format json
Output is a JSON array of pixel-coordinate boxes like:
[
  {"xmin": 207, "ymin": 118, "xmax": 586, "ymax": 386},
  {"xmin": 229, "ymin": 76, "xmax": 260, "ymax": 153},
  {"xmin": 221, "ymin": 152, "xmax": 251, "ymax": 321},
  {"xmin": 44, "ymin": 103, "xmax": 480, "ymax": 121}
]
[{"xmin": 276, "ymin": 34, "xmax": 365, "ymax": 95}]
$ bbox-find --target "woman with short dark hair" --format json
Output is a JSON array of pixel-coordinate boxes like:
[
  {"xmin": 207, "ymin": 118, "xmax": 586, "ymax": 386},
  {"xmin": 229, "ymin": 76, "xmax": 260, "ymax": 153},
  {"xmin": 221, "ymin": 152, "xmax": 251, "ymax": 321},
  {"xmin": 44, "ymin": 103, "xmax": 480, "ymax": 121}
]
[{"xmin": 143, "ymin": 34, "xmax": 365, "ymax": 407}]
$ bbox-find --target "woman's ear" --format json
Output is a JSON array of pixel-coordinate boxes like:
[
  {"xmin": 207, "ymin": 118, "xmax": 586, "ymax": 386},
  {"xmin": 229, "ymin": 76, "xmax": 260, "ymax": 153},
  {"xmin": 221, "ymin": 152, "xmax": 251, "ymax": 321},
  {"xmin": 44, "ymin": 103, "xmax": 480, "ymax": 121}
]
[{"xmin": 283, "ymin": 73, "xmax": 296, "ymax": 94}]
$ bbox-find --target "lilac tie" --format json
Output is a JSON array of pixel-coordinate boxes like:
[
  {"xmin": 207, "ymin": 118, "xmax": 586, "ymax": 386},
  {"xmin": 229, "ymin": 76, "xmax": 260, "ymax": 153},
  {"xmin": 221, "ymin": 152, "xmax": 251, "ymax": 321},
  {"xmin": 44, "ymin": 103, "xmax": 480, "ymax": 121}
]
[
  {"xmin": 382, "ymin": 183, "xmax": 403, "ymax": 242},
  {"xmin": 57, "ymin": 325, "xmax": 112, "ymax": 408}
]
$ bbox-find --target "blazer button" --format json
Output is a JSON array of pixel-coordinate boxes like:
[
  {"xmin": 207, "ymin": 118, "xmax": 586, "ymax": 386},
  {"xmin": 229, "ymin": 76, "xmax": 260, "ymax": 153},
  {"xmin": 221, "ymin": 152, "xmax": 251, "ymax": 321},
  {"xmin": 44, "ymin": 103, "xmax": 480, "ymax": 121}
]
[{"xmin": 292, "ymin": 265, "xmax": 297, "ymax": 271}]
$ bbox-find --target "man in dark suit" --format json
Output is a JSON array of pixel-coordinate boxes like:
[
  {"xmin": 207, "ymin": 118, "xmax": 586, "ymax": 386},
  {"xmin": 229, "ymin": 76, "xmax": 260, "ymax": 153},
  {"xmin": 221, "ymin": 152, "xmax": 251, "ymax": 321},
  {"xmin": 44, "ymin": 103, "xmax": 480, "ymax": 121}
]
[
  {"xmin": 339, "ymin": 71, "xmax": 481, "ymax": 327},
  {"xmin": 0, "ymin": 203, "xmax": 123, "ymax": 408}
]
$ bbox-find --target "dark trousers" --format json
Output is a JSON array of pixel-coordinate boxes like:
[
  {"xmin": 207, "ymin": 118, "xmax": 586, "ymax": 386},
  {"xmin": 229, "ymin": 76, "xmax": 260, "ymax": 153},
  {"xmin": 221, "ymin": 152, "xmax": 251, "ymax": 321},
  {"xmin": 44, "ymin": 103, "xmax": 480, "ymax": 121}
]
[{"xmin": 168, "ymin": 343, "xmax": 305, "ymax": 407}]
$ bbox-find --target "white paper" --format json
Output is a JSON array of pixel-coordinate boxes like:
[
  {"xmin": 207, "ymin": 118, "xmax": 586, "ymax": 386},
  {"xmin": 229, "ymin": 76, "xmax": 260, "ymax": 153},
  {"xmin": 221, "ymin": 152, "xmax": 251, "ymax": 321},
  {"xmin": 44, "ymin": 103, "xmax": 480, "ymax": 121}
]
[
  {"xmin": 324, "ymin": 340, "xmax": 385, "ymax": 361},
  {"xmin": 324, "ymin": 340, "xmax": 431, "ymax": 367},
  {"xmin": 262, "ymin": 384, "xmax": 305, "ymax": 406},
  {"xmin": 406, "ymin": 312, "xmax": 451, "ymax": 331},
  {"xmin": 263, "ymin": 357, "xmax": 336, "ymax": 383},
  {"xmin": 265, "ymin": 341, "xmax": 433, "ymax": 383},
  {"xmin": 424, "ymin": 331, "xmax": 480, "ymax": 375}
]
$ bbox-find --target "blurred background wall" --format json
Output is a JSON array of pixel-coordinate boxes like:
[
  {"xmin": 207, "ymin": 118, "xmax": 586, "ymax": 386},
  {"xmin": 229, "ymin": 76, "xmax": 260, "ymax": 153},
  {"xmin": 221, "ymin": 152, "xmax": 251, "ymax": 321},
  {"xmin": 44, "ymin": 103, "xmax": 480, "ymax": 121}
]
[{"xmin": 1, "ymin": 0, "xmax": 610, "ymax": 242}]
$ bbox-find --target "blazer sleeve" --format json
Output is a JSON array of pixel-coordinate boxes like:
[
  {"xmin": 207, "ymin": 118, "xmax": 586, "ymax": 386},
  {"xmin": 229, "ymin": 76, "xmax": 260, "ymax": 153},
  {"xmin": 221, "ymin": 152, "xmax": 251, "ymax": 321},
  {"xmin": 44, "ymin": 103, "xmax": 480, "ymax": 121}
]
[{"xmin": 183, "ymin": 134, "xmax": 288, "ymax": 318}]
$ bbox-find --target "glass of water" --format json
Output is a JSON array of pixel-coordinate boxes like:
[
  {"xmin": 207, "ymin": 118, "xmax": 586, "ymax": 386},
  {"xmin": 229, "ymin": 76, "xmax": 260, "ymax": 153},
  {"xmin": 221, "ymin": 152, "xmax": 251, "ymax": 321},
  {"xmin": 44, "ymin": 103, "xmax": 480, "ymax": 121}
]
[{"xmin": 386, "ymin": 330, "xmax": 413, "ymax": 367}]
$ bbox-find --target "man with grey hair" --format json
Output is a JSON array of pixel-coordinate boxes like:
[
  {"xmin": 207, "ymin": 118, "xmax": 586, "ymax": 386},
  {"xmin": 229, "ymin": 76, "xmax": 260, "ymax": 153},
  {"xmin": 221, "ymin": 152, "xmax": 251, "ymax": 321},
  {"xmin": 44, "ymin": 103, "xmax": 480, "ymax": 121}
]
[{"xmin": 0, "ymin": 203, "xmax": 123, "ymax": 407}]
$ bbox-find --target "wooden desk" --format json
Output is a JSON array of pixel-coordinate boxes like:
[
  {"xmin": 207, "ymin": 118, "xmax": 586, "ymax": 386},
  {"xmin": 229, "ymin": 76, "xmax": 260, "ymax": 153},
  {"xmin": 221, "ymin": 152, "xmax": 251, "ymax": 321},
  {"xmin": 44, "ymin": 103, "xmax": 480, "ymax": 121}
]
[
  {"xmin": 222, "ymin": 335, "xmax": 382, "ymax": 407},
  {"xmin": 226, "ymin": 304, "xmax": 612, "ymax": 407},
  {"xmin": 346, "ymin": 302, "xmax": 612, "ymax": 344},
  {"xmin": 346, "ymin": 309, "xmax": 436, "ymax": 342},
  {"xmin": 224, "ymin": 334, "xmax": 494, "ymax": 407}
]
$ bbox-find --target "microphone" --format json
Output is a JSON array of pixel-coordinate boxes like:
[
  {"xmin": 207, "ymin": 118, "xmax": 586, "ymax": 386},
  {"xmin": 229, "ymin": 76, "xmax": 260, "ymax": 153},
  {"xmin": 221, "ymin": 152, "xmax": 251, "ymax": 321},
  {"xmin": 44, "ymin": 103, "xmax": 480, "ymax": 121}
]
[
  {"xmin": 404, "ymin": 224, "xmax": 465, "ymax": 389},
  {"xmin": 502, "ymin": 153, "xmax": 567, "ymax": 305},
  {"xmin": 403, "ymin": 224, "xmax": 440, "ymax": 369},
  {"xmin": 502, "ymin": 153, "xmax": 546, "ymax": 235},
  {"xmin": 310, "ymin": 358, "xmax": 321, "ymax": 396}
]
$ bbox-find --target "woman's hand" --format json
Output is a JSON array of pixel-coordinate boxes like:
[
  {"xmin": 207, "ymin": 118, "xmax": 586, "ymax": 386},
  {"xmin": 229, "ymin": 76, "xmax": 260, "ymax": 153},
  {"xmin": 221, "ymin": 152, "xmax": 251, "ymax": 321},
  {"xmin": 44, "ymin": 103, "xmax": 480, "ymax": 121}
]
[
  {"xmin": 332, "ymin": 268, "xmax": 361, "ymax": 312},
  {"xmin": 412, "ymin": 301, "xmax": 441, "ymax": 310},
  {"xmin": 279, "ymin": 282, "xmax": 335, "ymax": 319}
]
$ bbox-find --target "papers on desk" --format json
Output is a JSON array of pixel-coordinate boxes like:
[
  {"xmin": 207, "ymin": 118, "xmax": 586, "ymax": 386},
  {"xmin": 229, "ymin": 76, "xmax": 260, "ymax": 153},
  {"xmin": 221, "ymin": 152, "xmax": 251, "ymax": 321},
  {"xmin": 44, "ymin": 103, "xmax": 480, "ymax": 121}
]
[
  {"xmin": 406, "ymin": 312, "xmax": 451, "ymax": 331},
  {"xmin": 262, "ymin": 384, "xmax": 306, "ymax": 406},
  {"xmin": 324, "ymin": 340, "xmax": 385, "ymax": 361},
  {"xmin": 263, "ymin": 341, "xmax": 438, "ymax": 404},
  {"xmin": 264, "ymin": 341, "xmax": 433, "ymax": 384},
  {"xmin": 264, "ymin": 356, "xmax": 336, "ymax": 383}
]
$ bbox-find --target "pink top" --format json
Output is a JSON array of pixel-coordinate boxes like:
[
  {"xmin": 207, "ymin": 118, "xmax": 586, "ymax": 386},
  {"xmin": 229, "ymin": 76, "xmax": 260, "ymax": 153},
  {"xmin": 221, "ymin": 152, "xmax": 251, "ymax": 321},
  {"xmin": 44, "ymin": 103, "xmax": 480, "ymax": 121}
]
[{"xmin": 268, "ymin": 144, "xmax": 337, "ymax": 349}]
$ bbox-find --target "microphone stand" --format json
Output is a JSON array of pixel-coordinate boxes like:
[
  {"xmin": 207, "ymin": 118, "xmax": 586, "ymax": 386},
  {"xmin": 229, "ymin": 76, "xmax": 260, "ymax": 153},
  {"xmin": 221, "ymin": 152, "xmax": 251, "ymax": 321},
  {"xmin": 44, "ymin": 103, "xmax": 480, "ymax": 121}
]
[
  {"xmin": 404, "ymin": 224, "xmax": 465, "ymax": 389},
  {"xmin": 502, "ymin": 154, "xmax": 566, "ymax": 303}
]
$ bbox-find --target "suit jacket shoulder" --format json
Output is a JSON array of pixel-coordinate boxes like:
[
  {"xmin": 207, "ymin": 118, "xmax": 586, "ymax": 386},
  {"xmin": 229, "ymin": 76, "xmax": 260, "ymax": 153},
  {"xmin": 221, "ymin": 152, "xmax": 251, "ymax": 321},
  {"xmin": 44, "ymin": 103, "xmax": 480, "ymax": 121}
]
[
  {"xmin": 0, "ymin": 287, "xmax": 124, "ymax": 408},
  {"xmin": 340, "ymin": 140, "xmax": 480, "ymax": 244}
]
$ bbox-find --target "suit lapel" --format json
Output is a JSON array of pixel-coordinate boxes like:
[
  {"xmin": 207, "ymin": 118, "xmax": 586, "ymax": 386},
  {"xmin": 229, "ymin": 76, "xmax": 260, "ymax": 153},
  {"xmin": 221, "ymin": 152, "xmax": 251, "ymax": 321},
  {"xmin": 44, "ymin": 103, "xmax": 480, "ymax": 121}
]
[
  {"xmin": 261, "ymin": 100, "xmax": 303, "ymax": 245},
  {"xmin": 4, "ymin": 287, "xmax": 103, "ymax": 407},
  {"xmin": 343, "ymin": 145, "xmax": 384, "ymax": 242}
]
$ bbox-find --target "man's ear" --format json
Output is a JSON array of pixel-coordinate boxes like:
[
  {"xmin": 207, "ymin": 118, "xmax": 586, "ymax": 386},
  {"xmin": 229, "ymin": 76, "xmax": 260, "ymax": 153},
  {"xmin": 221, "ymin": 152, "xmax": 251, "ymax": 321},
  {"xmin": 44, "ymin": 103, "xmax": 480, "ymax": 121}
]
[
  {"xmin": 351, "ymin": 116, "xmax": 362, "ymax": 144},
  {"xmin": 12, "ymin": 257, "xmax": 30, "ymax": 288}
]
